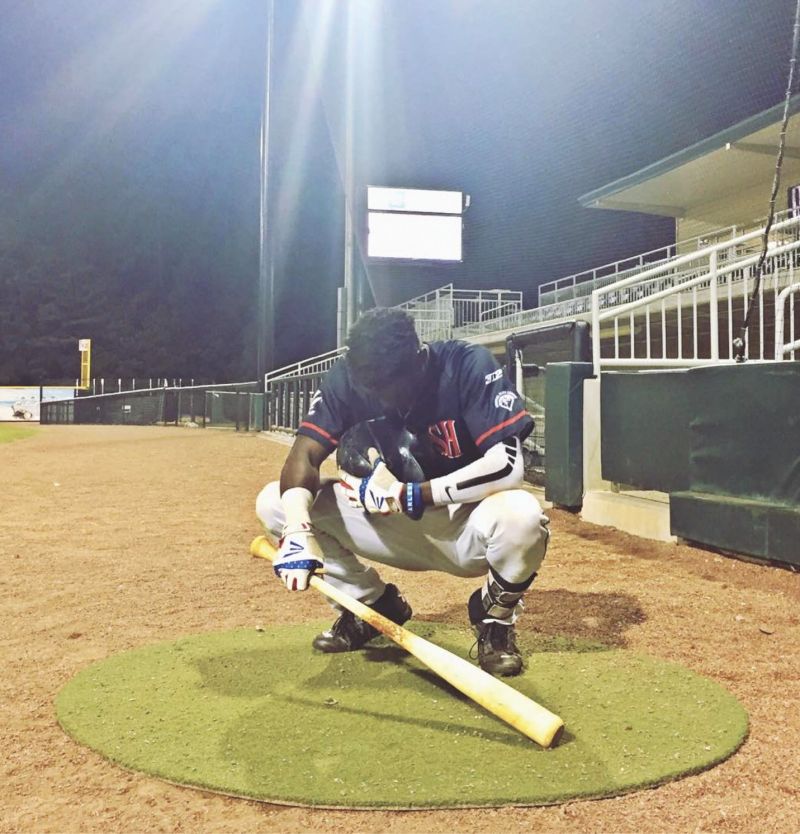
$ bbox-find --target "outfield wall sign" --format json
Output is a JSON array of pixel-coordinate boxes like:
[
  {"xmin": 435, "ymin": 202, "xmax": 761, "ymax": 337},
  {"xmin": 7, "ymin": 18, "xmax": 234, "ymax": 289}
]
[{"xmin": 0, "ymin": 387, "xmax": 75, "ymax": 422}]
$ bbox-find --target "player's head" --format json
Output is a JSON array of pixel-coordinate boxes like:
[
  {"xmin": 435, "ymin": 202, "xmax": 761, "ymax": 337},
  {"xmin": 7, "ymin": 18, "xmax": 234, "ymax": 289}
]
[{"xmin": 346, "ymin": 308, "xmax": 428, "ymax": 411}]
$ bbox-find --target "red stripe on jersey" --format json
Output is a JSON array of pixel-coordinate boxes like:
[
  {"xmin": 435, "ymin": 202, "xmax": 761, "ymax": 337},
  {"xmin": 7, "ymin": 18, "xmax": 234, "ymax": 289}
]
[
  {"xmin": 299, "ymin": 421, "xmax": 339, "ymax": 446},
  {"xmin": 474, "ymin": 410, "xmax": 529, "ymax": 447}
]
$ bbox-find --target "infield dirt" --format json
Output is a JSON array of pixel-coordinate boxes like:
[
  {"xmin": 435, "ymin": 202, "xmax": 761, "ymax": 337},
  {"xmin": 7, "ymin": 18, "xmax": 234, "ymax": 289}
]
[{"xmin": 2, "ymin": 425, "xmax": 799, "ymax": 834}]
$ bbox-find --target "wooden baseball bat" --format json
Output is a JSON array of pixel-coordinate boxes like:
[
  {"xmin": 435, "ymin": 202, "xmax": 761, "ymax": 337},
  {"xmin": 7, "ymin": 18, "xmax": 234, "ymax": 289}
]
[{"xmin": 250, "ymin": 535, "xmax": 564, "ymax": 748}]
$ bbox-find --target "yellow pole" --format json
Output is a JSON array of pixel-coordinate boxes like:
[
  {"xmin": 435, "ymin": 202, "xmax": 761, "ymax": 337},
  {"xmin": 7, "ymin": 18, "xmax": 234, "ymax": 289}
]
[{"xmin": 79, "ymin": 339, "xmax": 91, "ymax": 390}]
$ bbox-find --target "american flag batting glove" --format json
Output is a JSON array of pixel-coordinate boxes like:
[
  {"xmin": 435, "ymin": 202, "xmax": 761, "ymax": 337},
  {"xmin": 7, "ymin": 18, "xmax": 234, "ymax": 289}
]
[{"xmin": 274, "ymin": 523, "xmax": 324, "ymax": 591}]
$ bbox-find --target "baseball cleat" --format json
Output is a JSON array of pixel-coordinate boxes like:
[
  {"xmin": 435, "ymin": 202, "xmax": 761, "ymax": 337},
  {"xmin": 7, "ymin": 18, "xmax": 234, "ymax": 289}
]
[
  {"xmin": 312, "ymin": 583, "xmax": 412, "ymax": 653},
  {"xmin": 472, "ymin": 620, "xmax": 523, "ymax": 677}
]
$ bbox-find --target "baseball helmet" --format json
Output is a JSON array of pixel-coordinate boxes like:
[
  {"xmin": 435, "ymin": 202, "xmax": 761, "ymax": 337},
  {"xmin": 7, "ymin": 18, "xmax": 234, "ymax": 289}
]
[{"xmin": 336, "ymin": 417, "xmax": 427, "ymax": 482}]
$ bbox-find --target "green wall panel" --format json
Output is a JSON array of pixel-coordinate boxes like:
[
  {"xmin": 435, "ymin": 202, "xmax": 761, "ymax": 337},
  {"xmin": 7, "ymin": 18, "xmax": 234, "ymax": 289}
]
[
  {"xmin": 600, "ymin": 370, "xmax": 692, "ymax": 492},
  {"xmin": 671, "ymin": 491, "xmax": 800, "ymax": 568},
  {"xmin": 544, "ymin": 362, "xmax": 593, "ymax": 508},
  {"xmin": 685, "ymin": 363, "xmax": 800, "ymax": 504}
]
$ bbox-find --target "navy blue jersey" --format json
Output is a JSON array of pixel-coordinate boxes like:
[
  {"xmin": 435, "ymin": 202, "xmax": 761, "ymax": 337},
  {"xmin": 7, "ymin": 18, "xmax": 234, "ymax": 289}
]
[{"xmin": 297, "ymin": 341, "xmax": 533, "ymax": 479}]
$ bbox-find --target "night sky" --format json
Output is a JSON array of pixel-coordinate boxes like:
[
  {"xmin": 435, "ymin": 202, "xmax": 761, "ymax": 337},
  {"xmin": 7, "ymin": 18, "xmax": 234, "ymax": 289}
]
[{"xmin": 1, "ymin": 0, "xmax": 796, "ymax": 382}]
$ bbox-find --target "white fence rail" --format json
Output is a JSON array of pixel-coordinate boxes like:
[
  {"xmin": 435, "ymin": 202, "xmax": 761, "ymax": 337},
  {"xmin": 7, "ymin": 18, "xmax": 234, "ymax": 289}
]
[
  {"xmin": 266, "ymin": 286, "xmax": 524, "ymax": 387},
  {"xmin": 538, "ymin": 208, "xmax": 795, "ymax": 307},
  {"xmin": 775, "ymin": 281, "xmax": 800, "ymax": 359},
  {"xmin": 397, "ymin": 284, "xmax": 523, "ymax": 342},
  {"xmin": 396, "ymin": 285, "xmax": 456, "ymax": 342},
  {"xmin": 265, "ymin": 348, "xmax": 344, "ymax": 382},
  {"xmin": 591, "ymin": 215, "xmax": 800, "ymax": 374}
]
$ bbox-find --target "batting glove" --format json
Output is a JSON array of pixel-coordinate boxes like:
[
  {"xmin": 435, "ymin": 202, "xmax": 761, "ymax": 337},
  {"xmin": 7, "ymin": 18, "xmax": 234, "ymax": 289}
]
[
  {"xmin": 339, "ymin": 447, "xmax": 405, "ymax": 515},
  {"xmin": 274, "ymin": 523, "xmax": 324, "ymax": 591}
]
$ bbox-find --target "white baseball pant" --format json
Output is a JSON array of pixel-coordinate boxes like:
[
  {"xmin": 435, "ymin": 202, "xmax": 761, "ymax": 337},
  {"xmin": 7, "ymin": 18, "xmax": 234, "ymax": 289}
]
[{"xmin": 255, "ymin": 479, "xmax": 549, "ymax": 605}]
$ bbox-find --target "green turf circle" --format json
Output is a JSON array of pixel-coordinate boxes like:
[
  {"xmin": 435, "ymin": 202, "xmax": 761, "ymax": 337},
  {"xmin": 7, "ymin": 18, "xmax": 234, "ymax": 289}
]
[{"xmin": 56, "ymin": 623, "xmax": 748, "ymax": 808}]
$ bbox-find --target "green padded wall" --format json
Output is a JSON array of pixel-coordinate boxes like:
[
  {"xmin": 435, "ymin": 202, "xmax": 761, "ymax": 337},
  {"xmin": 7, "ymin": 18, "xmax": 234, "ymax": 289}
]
[
  {"xmin": 670, "ymin": 491, "xmax": 800, "ymax": 566},
  {"xmin": 594, "ymin": 364, "xmax": 799, "ymax": 566},
  {"xmin": 544, "ymin": 362, "xmax": 593, "ymax": 508},
  {"xmin": 600, "ymin": 370, "xmax": 693, "ymax": 492},
  {"xmin": 683, "ymin": 363, "xmax": 800, "ymax": 503},
  {"xmin": 670, "ymin": 362, "xmax": 800, "ymax": 567}
]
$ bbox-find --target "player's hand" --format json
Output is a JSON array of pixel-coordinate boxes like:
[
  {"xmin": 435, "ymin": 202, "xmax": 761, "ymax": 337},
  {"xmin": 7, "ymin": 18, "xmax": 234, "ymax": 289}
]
[
  {"xmin": 338, "ymin": 447, "xmax": 404, "ymax": 515},
  {"xmin": 273, "ymin": 523, "xmax": 324, "ymax": 591}
]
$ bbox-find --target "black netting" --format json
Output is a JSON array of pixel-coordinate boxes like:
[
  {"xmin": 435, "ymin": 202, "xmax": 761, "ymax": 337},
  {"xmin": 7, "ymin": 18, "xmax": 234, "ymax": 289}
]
[{"xmin": 39, "ymin": 383, "xmax": 263, "ymax": 429}]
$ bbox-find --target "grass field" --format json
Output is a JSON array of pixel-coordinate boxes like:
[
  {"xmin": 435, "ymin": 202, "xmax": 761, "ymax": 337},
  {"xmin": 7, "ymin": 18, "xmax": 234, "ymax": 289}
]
[{"xmin": 0, "ymin": 423, "xmax": 37, "ymax": 443}]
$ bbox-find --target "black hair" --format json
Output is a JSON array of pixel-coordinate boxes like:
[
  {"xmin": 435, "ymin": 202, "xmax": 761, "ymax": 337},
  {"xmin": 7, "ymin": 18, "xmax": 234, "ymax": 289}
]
[{"xmin": 345, "ymin": 308, "xmax": 420, "ymax": 389}]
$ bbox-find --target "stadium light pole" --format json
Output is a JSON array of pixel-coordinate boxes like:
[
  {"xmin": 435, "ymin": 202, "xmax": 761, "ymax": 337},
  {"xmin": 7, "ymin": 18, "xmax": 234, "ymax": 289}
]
[
  {"xmin": 342, "ymin": 0, "xmax": 356, "ymax": 337},
  {"xmin": 257, "ymin": 0, "xmax": 275, "ymax": 384}
]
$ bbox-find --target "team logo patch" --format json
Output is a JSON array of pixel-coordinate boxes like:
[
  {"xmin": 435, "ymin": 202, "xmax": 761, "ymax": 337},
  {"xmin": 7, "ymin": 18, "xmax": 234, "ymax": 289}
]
[
  {"xmin": 484, "ymin": 368, "xmax": 503, "ymax": 385},
  {"xmin": 428, "ymin": 419, "xmax": 463, "ymax": 459},
  {"xmin": 494, "ymin": 391, "xmax": 517, "ymax": 411}
]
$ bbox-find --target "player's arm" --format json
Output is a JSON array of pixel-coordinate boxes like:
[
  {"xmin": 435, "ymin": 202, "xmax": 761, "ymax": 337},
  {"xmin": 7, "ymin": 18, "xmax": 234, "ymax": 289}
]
[
  {"xmin": 422, "ymin": 435, "xmax": 524, "ymax": 506},
  {"xmin": 280, "ymin": 433, "xmax": 330, "ymax": 495},
  {"xmin": 273, "ymin": 435, "xmax": 331, "ymax": 591},
  {"xmin": 339, "ymin": 436, "xmax": 525, "ymax": 519}
]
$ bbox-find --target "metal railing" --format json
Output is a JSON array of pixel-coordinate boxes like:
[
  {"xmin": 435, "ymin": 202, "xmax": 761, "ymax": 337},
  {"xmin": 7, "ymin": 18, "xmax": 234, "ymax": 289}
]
[
  {"xmin": 396, "ymin": 285, "xmax": 456, "ymax": 342},
  {"xmin": 775, "ymin": 280, "xmax": 800, "ymax": 359},
  {"xmin": 454, "ymin": 297, "xmax": 589, "ymax": 337},
  {"xmin": 262, "ymin": 286, "xmax": 526, "ymax": 432},
  {"xmin": 74, "ymin": 377, "xmax": 205, "ymax": 395},
  {"xmin": 538, "ymin": 209, "xmax": 795, "ymax": 307},
  {"xmin": 590, "ymin": 215, "xmax": 800, "ymax": 374},
  {"xmin": 266, "ymin": 371, "xmax": 327, "ymax": 433},
  {"xmin": 455, "ymin": 213, "xmax": 800, "ymax": 341},
  {"xmin": 263, "ymin": 348, "xmax": 344, "ymax": 432},
  {"xmin": 265, "ymin": 348, "xmax": 344, "ymax": 382},
  {"xmin": 262, "ymin": 286, "xmax": 524, "ymax": 432},
  {"xmin": 397, "ymin": 284, "xmax": 523, "ymax": 342}
]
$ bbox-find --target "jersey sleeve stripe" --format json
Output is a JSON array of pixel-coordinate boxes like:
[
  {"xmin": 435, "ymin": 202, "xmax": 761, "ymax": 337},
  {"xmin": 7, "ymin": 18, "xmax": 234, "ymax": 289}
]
[
  {"xmin": 474, "ymin": 410, "xmax": 529, "ymax": 447},
  {"xmin": 299, "ymin": 421, "xmax": 339, "ymax": 446}
]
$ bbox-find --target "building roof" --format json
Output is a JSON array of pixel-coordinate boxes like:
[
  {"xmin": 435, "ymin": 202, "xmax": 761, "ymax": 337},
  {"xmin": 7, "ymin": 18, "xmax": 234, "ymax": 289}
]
[{"xmin": 579, "ymin": 94, "xmax": 800, "ymax": 220}]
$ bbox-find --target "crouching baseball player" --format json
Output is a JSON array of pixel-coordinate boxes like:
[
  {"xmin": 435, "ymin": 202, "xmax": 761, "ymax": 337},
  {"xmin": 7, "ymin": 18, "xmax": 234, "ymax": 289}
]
[{"xmin": 256, "ymin": 308, "xmax": 550, "ymax": 677}]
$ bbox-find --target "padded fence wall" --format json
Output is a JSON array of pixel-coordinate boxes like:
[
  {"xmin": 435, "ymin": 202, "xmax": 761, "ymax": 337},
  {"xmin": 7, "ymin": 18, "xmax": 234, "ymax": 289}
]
[
  {"xmin": 600, "ymin": 371, "xmax": 693, "ymax": 492},
  {"xmin": 544, "ymin": 362, "xmax": 593, "ymax": 508},
  {"xmin": 671, "ymin": 363, "xmax": 800, "ymax": 567},
  {"xmin": 599, "ymin": 363, "xmax": 800, "ymax": 567}
]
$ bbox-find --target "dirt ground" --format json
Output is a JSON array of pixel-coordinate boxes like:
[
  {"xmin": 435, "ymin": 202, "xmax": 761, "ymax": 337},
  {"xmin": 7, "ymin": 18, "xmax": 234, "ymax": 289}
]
[{"xmin": 2, "ymin": 425, "xmax": 799, "ymax": 834}]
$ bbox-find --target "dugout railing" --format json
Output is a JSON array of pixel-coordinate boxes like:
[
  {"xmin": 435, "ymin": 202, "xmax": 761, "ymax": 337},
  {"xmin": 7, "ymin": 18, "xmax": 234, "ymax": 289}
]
[
  {"xmin": 536, "ymin": 209, "xmax": 795, "ymax": 308},
  {"xmin": 590, "ymin": 214, "xmax": 800, "ymax": 373},
  {"xmin": 265, "ymin": 371, "xmax": 325, "ymax": 435}
]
